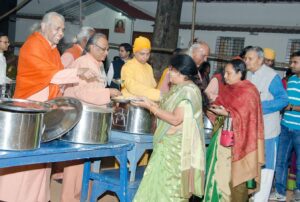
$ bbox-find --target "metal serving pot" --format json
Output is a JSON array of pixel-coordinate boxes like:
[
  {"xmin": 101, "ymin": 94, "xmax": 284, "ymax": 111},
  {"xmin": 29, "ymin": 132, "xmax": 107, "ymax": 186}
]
[
  {"xmin": 61, "ymin": 103, "xmax": 112, "ymax": 144},
  {"xmin": 0, "ymin": 98, "xmax": 51, "ymax": 150},
  {"xmin": 204, "ymin": 114, "xmax": 213, "ymax": 140},
  {"xmin": 112, "ymin": 101, "xmax": 155, "ymax": 135}
]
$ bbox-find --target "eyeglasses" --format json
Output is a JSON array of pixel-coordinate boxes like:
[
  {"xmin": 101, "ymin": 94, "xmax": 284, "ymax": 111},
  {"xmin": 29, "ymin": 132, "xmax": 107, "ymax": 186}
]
[
  {"xmin": 94, "ymin": 43, "xmax": 109, "ymax": 52},
  {"xmin": 0, "ymin": 41, "xmax": 10, "ymax": 44}
]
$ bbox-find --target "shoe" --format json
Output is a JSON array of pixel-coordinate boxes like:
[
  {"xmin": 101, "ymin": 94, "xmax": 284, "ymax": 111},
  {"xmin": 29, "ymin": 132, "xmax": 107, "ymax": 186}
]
[
  {"xmin": 293, "ymin": 189, "xmax": 300, "ymax": 201},
  {"xmin": 269, "ymin": 191, "xmax": 286, "ymax": 201}
]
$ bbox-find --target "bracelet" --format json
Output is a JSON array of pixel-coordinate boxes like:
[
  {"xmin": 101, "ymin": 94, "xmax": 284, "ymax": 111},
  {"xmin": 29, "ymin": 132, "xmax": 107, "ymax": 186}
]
[{"xmin": 290, "ymin": 104, "xmax": 294, "ymax": 111}]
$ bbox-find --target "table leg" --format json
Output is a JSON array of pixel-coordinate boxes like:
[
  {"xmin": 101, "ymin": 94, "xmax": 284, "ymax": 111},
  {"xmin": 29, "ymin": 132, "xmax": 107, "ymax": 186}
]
[
  {"xmin": 80, "ymin": 161, "xmax": 91, "ymax": 202},
  {"xmin": 117, "ymin": 150, "xmax": 128, "ymax": 202},
  {"xmin": 127, "ymin": 145, "xmax": 147, "ymax": 182}
]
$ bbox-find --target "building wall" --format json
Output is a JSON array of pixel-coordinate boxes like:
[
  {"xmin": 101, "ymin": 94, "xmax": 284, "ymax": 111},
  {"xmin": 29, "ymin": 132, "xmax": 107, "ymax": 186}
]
[{"xmin": 14, "ymin": 0, "xmax": 300, "ymax": 67}]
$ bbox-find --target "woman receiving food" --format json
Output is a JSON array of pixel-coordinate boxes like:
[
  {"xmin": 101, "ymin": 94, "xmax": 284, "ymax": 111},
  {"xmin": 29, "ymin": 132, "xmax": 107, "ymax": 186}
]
[
  {"xmin": 204, "ymin": 59, "xmax": 264, "ymax": 202},
  {"xmin": 132, "ymin": 54, "xmax": 205, "ymax": 201}
]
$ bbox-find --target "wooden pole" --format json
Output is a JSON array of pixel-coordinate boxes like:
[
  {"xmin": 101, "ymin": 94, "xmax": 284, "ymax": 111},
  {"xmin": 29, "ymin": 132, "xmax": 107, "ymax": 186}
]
[
  {"xmin": 190, "ymin": 0, "xmax": 197, "ymax": 44},
  {"xmin": 0, "ymin": 0, "xmax": 31, "ymax": 21}
]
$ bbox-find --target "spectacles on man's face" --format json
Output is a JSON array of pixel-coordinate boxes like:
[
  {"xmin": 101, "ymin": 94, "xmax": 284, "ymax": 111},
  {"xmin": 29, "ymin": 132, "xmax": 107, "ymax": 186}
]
[{"xmin": 94, "ymin": 43, "xmax": 109, "ymax": 52}]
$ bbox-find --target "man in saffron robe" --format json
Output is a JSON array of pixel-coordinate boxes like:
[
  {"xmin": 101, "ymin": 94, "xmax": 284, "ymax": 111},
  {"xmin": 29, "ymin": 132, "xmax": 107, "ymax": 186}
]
[
  {"xmin": 61, "ymin": 26, "xmax": 95, "ymax": 68},
  {"xmin": 0, "ymin": 12, "xmax": 96, "ymax": 202}
]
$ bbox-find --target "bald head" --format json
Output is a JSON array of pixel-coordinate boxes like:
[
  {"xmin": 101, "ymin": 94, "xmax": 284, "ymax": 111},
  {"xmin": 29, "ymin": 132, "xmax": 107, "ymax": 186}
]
[{"xmin": 189, "ymin": 41, "xmax": 210, "ymax": 67}]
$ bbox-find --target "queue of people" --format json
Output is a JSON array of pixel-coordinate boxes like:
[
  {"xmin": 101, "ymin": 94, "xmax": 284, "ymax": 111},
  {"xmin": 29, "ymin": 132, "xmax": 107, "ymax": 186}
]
[{"xmin": 0, "ymin": 10, "xmax": 299, "ymax": 202}]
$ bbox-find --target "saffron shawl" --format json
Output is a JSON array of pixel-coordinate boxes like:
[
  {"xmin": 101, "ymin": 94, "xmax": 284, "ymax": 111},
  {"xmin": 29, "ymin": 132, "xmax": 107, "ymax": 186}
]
[
  {"xmin": 14, "ymin": 32, "xmax": 63, "ymax": 99},
  {"xmin": 155, "ymin": 82, "xmax": 206, "ymax": 197},
  {"xmin": 215, "ymin": 80, "xmax": 265, "ymax": 188},
  {"xmin": 64, "ymin": 44, "xmax": 82, "ymax": 61}
]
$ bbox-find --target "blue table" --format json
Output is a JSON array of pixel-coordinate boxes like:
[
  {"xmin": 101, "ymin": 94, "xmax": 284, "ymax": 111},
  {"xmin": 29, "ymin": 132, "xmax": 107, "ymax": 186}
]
[
  {"xmin": 0, "ymin": 140, "xmax": 133, "ymax": 202},
  {"xmin": 110, "ymin": 129, "xmax": 211, "ymax": 182},
  {"xmin": 110, "ymin": 130, "xmax": 153, "ymax": 182}
]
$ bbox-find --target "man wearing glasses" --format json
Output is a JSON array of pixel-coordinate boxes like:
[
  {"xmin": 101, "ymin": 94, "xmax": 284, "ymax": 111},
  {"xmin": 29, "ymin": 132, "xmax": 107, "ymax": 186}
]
[
  {"xmin": 0, "ymin": 32, "xmax": 10, "ymax": 84},
  {"xmin": 62, "ymin": 33, "xmax": 121, "ymax": 202}
]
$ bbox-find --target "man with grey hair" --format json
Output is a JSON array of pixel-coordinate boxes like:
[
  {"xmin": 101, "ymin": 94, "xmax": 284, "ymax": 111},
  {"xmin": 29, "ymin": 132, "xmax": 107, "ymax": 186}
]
[
  {"xmin": 62, "ymin": 33, "xmax": 120, "ymax": 202},
  {"xmin": 244, "ymin": 46, "xmax": 288, "ymax": 201},
  {"xmin": 0, "ymin": 12, "xmax": 97, "ymax": 202},
  {"xmin": 61, "ymin": 26, "xmax": 95, "ymax": 68},
  {"xmin": 188, "ymin": 40, "xmax": 210, "ymax": 91}
]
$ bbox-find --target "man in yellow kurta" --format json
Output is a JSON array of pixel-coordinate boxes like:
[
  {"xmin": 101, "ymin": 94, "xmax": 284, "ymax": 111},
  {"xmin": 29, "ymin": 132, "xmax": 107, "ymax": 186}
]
[{"xmin": 121, "ymin": 36, "xmax": 160, "ymax": 101}]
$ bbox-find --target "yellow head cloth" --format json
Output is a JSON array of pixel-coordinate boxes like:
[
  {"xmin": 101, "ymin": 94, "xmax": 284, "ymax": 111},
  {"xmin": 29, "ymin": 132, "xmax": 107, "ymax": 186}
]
[
  {"xmin": 264, "ymin": 48, "xmax": 276, "ymax": 60},
  {"xmin": 133, "ymin": 36, "xmax": 151, "ymax": 53}
]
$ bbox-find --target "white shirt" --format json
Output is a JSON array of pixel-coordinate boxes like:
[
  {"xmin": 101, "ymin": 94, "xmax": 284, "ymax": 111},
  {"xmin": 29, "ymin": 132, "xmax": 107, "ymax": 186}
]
[{"xmin": 0, "ymin": 52, "xmax": 7, "ymax": 84}]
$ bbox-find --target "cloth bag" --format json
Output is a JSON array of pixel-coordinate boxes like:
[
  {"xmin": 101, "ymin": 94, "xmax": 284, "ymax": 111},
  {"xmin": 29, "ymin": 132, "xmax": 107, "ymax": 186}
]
[{"xmin": 220, "ymin": 115, "xmax": 234, "ymax": 147}]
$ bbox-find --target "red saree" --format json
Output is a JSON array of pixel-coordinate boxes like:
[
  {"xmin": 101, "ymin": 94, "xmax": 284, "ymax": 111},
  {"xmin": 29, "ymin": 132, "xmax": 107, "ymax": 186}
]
[{"xmin": 215, "ymin": 80, "xmax": 265, "ymax": 189}]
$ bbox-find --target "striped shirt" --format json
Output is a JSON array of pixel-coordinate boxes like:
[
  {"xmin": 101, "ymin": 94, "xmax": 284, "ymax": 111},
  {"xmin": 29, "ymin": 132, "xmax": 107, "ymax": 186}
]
[{"xmin": 282, "ymin": 75, "xmax": 300, "ymax": 130}]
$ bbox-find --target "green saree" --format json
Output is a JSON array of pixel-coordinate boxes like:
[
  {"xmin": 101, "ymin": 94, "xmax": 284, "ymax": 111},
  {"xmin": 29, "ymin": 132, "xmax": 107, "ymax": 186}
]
[
  {"xmin": 204, "ymin": 117, "xmax": 232, "ymax": 202},
  {"xmin": 133, "ymin": 83, "xmax": 206, "ymax": 202}
]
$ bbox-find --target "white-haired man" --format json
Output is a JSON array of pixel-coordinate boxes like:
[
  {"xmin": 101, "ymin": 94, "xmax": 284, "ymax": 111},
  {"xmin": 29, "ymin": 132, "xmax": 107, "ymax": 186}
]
[
  {"xmin": 0, "ymin": 12, "xmax": 96, "ymax": 202},
  {"xmin": 61, "ymin": 26, "xmax": 95, "ymax": 68},
  {"xmin": 188, "ymin": 40, "xmax": 210, "ymax": 91},
  {"xmin": 62, "ymin": 33, "xmax": 120, "ymax": 202},
  {"xmin": 245, "ymin": 46, "xmax": 288, "ymax": 202}
]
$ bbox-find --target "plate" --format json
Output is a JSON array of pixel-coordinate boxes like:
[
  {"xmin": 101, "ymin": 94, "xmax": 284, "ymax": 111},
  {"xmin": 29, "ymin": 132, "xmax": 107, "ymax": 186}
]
[
  {"xmin": 41, "ymin": 97, "xmax": 83, "ymax": 142},
  {"xmin": 111, "ymin": 96, "xmax": 130, "ymax": 103}
]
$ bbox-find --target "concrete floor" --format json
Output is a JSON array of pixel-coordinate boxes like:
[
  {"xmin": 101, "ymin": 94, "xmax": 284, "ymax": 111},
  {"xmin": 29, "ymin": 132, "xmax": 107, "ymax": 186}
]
[
  {"xmin": 50, "ymin": 179, "xmax": 119, "ymax": 202},
  {"xmin": 51, "ymin": 178, "xmax": 295, "ymax": 202}
]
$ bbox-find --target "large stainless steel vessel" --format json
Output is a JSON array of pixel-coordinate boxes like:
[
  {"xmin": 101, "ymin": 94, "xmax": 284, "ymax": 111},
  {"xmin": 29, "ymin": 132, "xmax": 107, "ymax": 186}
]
[
  {"xmin": 112, "ymin": 101, "xmax": 155, "ymax": 135},
  {"xmin": 61, "ymin": 103, "xmax": 112, "ymax": 144},
  {"xmin": 0, "ymin": 98, "xmax": 51, "ymax": 150}
]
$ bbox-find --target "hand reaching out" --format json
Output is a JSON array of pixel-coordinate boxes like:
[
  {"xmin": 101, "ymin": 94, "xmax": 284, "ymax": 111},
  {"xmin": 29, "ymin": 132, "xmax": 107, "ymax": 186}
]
[
  {"xmin": 109, "ymin": 88, "xmax": 122, "ymax": 97},
  {"xmin": 131, "ymin": 97, "xmax": 157, "ymax": 110},
  {"xmin": 208, "ymin": 105, "xmax": 229, "ymax": 116},
  {"xmin": 77, "ymin": 68, "xmax": 99, "ymax": 81}
]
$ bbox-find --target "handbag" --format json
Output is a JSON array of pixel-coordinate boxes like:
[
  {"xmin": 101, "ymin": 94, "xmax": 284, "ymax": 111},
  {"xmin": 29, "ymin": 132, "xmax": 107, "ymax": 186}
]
[{"xmin": 220, "ymin": 114, "xmax": 234, "ymax": 147}]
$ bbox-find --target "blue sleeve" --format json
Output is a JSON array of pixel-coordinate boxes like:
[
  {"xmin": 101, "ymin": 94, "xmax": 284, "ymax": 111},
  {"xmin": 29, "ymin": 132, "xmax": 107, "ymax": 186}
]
[{"xmin": 262, "ymin": 75, "xmax": 289, "ymax": 114}]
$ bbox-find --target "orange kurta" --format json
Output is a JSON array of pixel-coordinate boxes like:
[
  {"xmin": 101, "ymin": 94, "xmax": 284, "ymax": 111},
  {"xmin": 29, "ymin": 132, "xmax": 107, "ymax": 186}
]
[{"xmin": 14, "ymin": 32, "xmax": 63, "ymax": 99}]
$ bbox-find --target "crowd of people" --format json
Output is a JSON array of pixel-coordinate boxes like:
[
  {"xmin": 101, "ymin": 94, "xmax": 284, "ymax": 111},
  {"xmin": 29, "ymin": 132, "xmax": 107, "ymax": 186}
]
[{"xmin": 0, "ymin": 11, "xmax": 299, "ymax": 202}]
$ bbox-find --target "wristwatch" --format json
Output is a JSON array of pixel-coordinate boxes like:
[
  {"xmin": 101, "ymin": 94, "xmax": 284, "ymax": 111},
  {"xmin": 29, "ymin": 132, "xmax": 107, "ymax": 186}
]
[{"xmin": 290, "ymin": 104, "xmax": 294, "ymax": 111}]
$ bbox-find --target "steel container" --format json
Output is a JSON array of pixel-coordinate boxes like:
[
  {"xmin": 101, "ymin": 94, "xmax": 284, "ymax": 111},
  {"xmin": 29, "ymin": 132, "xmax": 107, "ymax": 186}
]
[
  {"xmin": 0, "ymin": 98, "xmax": 51, "ymax": 150},
  {"xmin": 204, "ymin": 114, "xmax": 213, "ymax": 140},
  {"xmin": 61, "ymin": 103, "xmax": 112, "ymax": 144},
  {"xmin": 112, "ymin": 102, "xmax": 155, "ymax": 134}
]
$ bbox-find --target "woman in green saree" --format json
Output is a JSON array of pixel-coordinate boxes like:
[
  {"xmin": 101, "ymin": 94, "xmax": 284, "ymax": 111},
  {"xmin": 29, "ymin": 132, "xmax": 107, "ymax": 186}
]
[
  {"xmin": 132, "ymin": 54, "xmax": 206, "ymax": 202},
  {"xmin": 204, "ymin": 59, "xmax": 265, "ymax": 202}
]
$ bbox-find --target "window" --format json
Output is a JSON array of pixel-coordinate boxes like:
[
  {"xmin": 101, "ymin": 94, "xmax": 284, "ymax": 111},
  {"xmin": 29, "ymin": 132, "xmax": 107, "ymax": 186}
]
[
  {"xmin": 214, "ymin": 36, "xmax": 245, "ymax": 70},
  {"xmin": 286, "ymin": 39, "xmax": 300, "ymax": 62}
]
